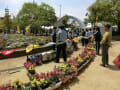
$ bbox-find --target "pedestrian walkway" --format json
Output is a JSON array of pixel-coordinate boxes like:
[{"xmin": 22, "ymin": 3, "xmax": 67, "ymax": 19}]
[{"xmin": 58, "ymin": 41, "xmax": 120, "ymax": 90}]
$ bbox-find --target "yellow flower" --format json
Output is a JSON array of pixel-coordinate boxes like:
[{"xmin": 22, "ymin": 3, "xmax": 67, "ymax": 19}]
[
  {"xmin": 78, "ymin": 57, "xmax": 83, "ymax": 62},
  {"xmin": 18, "ymin": 80, "xmax": 23, "ymax": 85},
  {"xmin": 72, "ymin": 65, "xmax": 75, "ymax": 69},
  {"xmin": 36, "ymin": 81, "xmax": 41, "ymax": 86},
  {"xmin": 11, "ymin": 82, "xmax": 14, "ymax": 87}
]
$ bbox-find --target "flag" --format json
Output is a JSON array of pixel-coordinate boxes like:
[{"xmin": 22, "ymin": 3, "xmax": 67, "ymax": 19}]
[
  {"xmin": 0, "ymin": 49, "xmax": 16, "ymax": 56},
  {"xmin": 17, "ymin": 26, "xmax": 20, "ymax": 33},
  {"xmin": 96, "ymin": 16, "xmax": 98, "ymax": 26},
  {"xmin": 26, "ymin": 26, "xmax": 29, "ymax": 33},
  {"xmin": 26, "ymin": 44, "xmax": 39, "ymax": 53}
]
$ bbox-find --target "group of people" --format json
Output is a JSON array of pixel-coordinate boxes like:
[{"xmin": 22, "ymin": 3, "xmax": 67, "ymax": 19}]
[
  {"xmin": 81, "ymin": 24, "xmax": 112, "ymax": 67},
  {"xmin": 81, "ymin": 27, "xmax": 102, "ymax": 55},
  {"xmin": 52, "ymin": 24, "xmax": 112, "ymax": 67}
]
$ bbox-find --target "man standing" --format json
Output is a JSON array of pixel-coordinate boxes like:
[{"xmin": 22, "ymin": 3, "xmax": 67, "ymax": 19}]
[
  {"xmin": 85, "ymin": 29, "xmax": 89, "ymax": 46},
  {"xmin": 94, "ymin": 27, "xmax": 102, "ymax": 55},
  {"xmin": 81, "ymin": 29, "xmax": 85, "ymax": 46},
  {"xmin": 55, "ymin": 25, "xmax": 67, "ymax": 63},
  {"xmin": 100, "ymin": 24, "xmax": 112, "ymax": 67},
  {"xmin": 52, "ymin": 27, "xmax": 57, "ymax": 50}
]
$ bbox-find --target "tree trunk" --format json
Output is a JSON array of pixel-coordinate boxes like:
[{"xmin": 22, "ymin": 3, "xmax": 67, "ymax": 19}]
[
  {"xmin": 118, "ymin": 22, "xmax": 120, "ymax": 31},
  {"xmin": 7, "ymin": 29, "xmax": 10, "ymax": 34}
]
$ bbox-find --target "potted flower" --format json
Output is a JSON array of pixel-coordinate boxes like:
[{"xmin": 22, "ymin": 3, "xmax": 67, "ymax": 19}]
[
  {"xmin": 28, "ymin": 65, "xmax": 35, "ymax": 75},
  {"xmin": 34, "ymin": 71, "xmax": 61, "ymax": 90},
  {"xmin": 44, "ymin": 71, "xmax": 62, "ymax": 90},
  {"xmin": 30, "ymin": 78, "xmax": 42, "ymax": 90},
  {"xmin": 1, "ymin": 79, "xmax": 24, "ymax": 90},
  {"xmin": 24, "ymin": 62, "xmax": 36, "ymax": 80},
  {"xmin": 24, "ymin": 62, "xmax": 36, "ymax": 75},
  {"xmin": 10, "ymin": 79, "xmax": 24, "ymax": 90},
  {"xmin": 54, "ymin": 62, "xmax": 78, "ymax": 83}
]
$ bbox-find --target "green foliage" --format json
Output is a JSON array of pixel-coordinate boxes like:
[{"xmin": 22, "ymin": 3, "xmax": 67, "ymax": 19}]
[
  {"xmin": 58, "ymin": 15, "xmax": 69, "ymax": 28},
  {"xmin": 17, "ymin": 2, "xmax": 57, "ymax": 32},
  {"xmin": 85, "ymin": 0, "xmax": 120, "ymax": 30},
  {"xmin": 0, "ymin": 19, "xmax": 4, "ymax": 32},
  {"xmin": 4, "ymin": 14, "xmax": 12, "ymax": 33}
]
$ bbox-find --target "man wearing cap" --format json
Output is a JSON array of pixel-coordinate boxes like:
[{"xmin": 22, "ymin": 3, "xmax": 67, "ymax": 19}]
[
  {"xmin": 55, "ymin": 25, "xmax": 67, "ymax": 63},
  {"xmin": 100, "ymin": 24, "xmax": 112, "ymax": 67}
]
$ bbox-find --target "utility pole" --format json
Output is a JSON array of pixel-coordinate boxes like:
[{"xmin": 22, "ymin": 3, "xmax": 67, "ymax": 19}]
[
  {"xmin": 59, "ymin": 5, "xmax": 62, "ymax": 19},
  {"xmin": 33, "ymin": 0, "xmax": 35, "ymax": 3},
  {"xmin": 5, "ymin": 8, "xmax": 9, "ymax": 15}
]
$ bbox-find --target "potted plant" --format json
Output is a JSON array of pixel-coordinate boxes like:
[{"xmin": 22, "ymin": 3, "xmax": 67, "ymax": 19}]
[
  {"xmin": 24, "ymin": 62, "xmax": 36, "ymax": 80},
  {"xmin": 0, "ymin": 79, "xmax": 24, "ymax": 90}
]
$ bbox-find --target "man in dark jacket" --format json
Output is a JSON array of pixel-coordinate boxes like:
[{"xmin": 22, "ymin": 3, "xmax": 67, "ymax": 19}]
[
  {"xmin": 94, "ymin": 27, "xmax": 102, "ymax": 55},
  {"xmin": 52, "ymin": 27, "xmax": 57, "ymax": 50},
  {"xmin": 81, "ymin": 29, "xmax": 85, "ymax": 46}
]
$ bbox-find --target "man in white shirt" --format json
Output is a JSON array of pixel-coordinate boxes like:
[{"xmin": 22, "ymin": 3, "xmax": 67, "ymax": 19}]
[{"xmin": 55, "ymin": 25, "xmax": 67, "ymax": 63}]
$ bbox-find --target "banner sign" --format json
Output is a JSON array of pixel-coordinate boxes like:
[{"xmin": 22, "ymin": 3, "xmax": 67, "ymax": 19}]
[{"xmin": 0, "ymin": 49, "xmax": 16, "ymax": 56}]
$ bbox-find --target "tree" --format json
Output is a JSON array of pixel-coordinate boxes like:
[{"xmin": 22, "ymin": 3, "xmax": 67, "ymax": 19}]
[
  {"xmin": 4, "ymin": 14, "xmax": 12, "ymax": 33},
  {"xmin": 0, "ymin": 19, "xmax": 4, "ymax": 33},
  {"xmin": 58, "ymin": 15, "xmax": 69, "ymax": 28},
  {"xmin": 17, "ymin": 3, "xmax": 38, "ymax": 30},
  {"xmin": 38, "ymin": 2, "xmax": 57, "ymax": 26},
  {"xmin": 17, "ymin": 2, "xmax": 57, "ymax": 34},
  {"xmin": 86, "ymin": 0, "xmax": 120, "ymax": 30},
  {"xmin": 112, "ymin": 0, "xmax": 120, "ymax": 31}
]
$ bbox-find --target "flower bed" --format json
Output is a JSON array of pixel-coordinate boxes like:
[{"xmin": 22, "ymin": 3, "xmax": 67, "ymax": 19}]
[
  {"xmin": 0, "ymin": 44, "xmax": 96, "ymax": 90},
  {"xmin": 0, "ymin": 34, "xmax": 52, "ymax": 50}
]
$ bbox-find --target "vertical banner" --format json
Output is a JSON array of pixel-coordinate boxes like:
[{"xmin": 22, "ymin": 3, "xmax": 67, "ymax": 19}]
[
  {"xmin": 17, "ymin": 25, "xmax": 20, "ymax": 33},
  {"xmin": 96, "ymin": 16, "xmax": 98, "ymax": 26},
  {"xmin": 26, "ymin": 26, "xmax": 29, "ymax": 33}
]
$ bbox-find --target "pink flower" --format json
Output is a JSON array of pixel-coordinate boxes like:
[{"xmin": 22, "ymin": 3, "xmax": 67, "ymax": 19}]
[
  {"xmin": 70, "ymin": 76, "xmax": 73, "ymax": 79},
  {"xmin": 79, "ymin": 54, "xmax": 82, "ymax": 57},
  {"xmin": 61, "ymin": 78, "xmax": 64, "ymax": 82},
  {"xmin": 7, "ymin": 88, "xmax": 10, "ymax": 90},
  {"xmin": 14, "ymin": 86, "xmax": 17, "ymax": 90},
  {"xmin": 35, "ymin": 73, "xmax": 39, "ymax": 77},
  {"xmin": 61, "ymin": 71, "xmax": 65, "ymax": 75},
  {"xmin": 46, "ymin": 72, "xmax": 49, "ymax": 77},
  {"xmin": 64, "ymin": 77, "xmax": 68, "ymax": 82},
  {"xmin": 55, "ymin": 71, "xmax": 59, "ymax": 74},
  {"xmin": 68, "ymin": 58, "xmax": 72, "ymax": 62},
  {"xmin": 50, "ymin": 71, "xmax": 55, "ymax": 76},
  {"xmin": 75, "ymin": 71, "xmax": 78, "ymax": 76}
]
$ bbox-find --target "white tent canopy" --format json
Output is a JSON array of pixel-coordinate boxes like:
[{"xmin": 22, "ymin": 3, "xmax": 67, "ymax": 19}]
[{"xmin": 41, "ymin": 26, "xmax": 54, "ymax": 30}]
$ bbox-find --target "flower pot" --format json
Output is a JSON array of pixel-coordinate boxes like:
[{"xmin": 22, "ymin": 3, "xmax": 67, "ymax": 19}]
[
  {"xmin": 43, "ymin": 82, "xmax": 62, "ymax": 90},
  {"xmin": 78, "ymin": 59, "xmax": 91, "ymax": 71},
  {"xmin": 42, "ymin": 52, "xmax": 49, "ymax": 62},
  {"xmin": 47, "ymin": 52, "xmax": 53, "ymax": 61},
  {"xmin": 52, "ymin": 53, "xmax": 56, "ymax": 59},
  {"xmin": 27, "ymin": 72, "xmax": 35, "ymax": 80}
]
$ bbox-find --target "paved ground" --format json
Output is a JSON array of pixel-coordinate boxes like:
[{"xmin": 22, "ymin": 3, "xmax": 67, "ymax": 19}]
[
  {"xmin": 0, "ymin": 41, "xmax": 120, "ymax": 90},
  {"xmin": 58, "ymin": 41, "xmax": 120, "ymax": 90}
]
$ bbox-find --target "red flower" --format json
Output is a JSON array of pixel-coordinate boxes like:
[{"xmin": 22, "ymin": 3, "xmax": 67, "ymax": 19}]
[
  {"xmin": 68, "ymin": 80, "xmax": 71, "ymax": 83},
  {"xmin": 75, "ymin": 71, "xmax": 78, "ymax": 76},
  {"xmin": 61, "ymin": 78, "xmax": 64, "ymax": 82},
  {"xmin": 70, "ymin": 76, "xmax": 73, "ymax": 79}
]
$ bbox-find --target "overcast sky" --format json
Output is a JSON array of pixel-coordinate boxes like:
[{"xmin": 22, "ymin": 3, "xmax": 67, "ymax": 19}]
[{"xmin": 0, "ymin": 0, "xmax": 96, "ymax": 21}]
